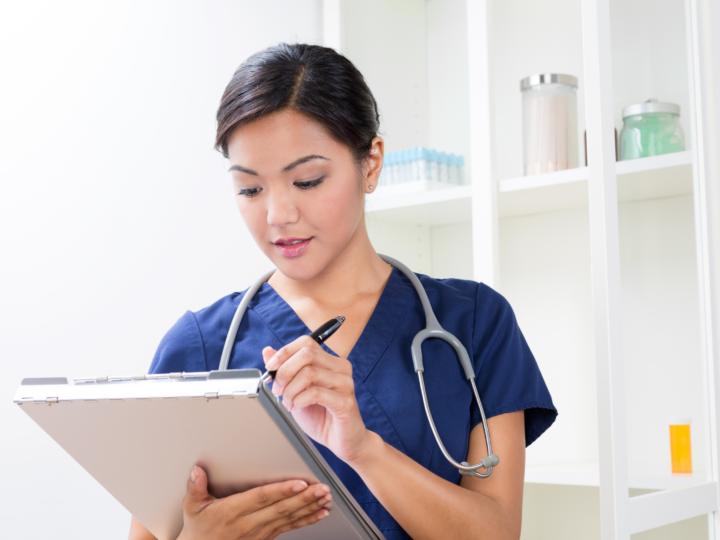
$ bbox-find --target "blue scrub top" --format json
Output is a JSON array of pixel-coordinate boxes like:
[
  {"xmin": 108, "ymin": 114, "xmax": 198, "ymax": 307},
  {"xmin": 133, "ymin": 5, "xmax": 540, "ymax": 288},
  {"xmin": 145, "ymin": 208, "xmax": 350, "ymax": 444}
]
[{"xmin": 150, "ymin": 268, "xmax": 557, "ymax": 539}]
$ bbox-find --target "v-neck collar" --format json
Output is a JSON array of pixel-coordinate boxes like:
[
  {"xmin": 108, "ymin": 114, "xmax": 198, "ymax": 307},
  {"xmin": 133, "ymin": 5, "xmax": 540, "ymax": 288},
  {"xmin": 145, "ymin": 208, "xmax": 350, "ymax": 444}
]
[{"xmin": 249, "ymin": 267, "xmax": 414, "ymax": 382}]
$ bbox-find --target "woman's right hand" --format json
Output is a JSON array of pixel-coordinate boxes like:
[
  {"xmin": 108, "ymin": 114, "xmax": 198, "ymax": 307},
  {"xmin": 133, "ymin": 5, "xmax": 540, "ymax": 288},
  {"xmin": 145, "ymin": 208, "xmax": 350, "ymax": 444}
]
[{"xmin": 176, "ymin": 466, "xmax": 331, "ymax": 540}]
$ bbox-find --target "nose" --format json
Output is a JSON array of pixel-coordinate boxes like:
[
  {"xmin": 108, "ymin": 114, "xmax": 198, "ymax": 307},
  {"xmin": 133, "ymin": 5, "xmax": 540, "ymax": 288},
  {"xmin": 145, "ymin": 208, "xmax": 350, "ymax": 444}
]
[{"xmin": 266, "ymin": 187, "xmax": 300, "ymax": 227}]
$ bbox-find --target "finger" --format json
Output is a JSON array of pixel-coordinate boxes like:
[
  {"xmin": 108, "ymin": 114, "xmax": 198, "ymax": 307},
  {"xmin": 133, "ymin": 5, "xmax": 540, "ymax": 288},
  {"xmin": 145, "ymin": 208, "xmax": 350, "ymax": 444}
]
[
  {"xmin": 223, "ymin": 478, "xmax": 313, "ymax": 515},
  {"xmin": 253, "ymin": 484, "xmax": 332, "ymax": 533},
  {"xmin": 282, "ymin": 366, "xmax": 352, "ymax": 411},
  {"xmin": 182, "ymin": 466, "xmax": 214, "ymax": 517},
  {"xmin": 273, "ymin": 346, "xmax": 351, "ymax": 397},
  {"xmin": 264, "ymin": 335, "xmax": 318, "ymax": 373},
  {"xmin": 271, "ymin": 345, "xmax": 318, "ymax": 396},
  {"xmin": 292, "ymin": 384, "xmax": 355, "ymax": 414},
  {"xmin": 268, "ymin": 507, "xmax": 331, "ymax": 539},
  {"xmin": 262, "ymin": 346, "xmax": 276, "ymax": 366}
]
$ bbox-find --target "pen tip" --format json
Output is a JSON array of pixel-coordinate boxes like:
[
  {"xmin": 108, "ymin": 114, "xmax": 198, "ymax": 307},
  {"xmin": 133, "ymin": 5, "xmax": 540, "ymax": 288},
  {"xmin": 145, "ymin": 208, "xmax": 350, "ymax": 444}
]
[{"xmin": 337, "ymin": 315, "xmax": 345, "ymax": 323}]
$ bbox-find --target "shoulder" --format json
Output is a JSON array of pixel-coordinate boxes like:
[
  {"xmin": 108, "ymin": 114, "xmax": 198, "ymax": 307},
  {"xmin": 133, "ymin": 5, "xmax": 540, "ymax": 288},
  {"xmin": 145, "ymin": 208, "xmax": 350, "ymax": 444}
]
[
  {"xmin": 411, "ymin": 273, "xmax": 522, "ymax": 363},
  {"xmin": 413, "ymin": 273, "xmax": 512, "ymax": 322},
  {"xmin": 148, "ymin": 290, "xmax": 246, "ymax": 374},
  {"xmin": 191, "ymin": 291, "xmax": 245, "ymax": 330},
  {"xmin": 408, "ymin": 273, "xmax": 517, "ymax": 356}
]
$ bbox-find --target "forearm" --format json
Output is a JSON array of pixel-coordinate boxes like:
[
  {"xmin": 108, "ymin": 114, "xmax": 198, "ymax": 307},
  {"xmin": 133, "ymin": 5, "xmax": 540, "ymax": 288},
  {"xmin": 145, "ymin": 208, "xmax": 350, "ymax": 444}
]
[{"xmin": 349, "ymin": 432, "xmax": 519, "ymax": 540}]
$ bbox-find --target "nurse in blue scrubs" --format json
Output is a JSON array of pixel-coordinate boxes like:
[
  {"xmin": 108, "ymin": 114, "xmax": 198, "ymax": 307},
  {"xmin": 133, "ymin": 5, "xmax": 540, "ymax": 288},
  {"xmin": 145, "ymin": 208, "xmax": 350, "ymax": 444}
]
[{"xmin": 129, "ymin": 43, "xmax": 556, "ymax": 540}]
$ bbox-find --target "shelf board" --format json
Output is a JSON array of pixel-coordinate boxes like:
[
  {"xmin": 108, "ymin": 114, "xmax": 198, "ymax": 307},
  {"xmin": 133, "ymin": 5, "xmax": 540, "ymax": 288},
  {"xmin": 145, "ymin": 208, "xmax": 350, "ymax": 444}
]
[
  {"xmin": 365, "ymin": 151, "xmax": 693, "ymax": 225},
  {"xmin": 616, "ymin": 151, "xmax": 694, "ymax": 204},
  {"xmin": 499, "ymin": 151, "xmax": 693, "ymax": 218},
  {"xmin": 525, "ymin": 461, "xmax": 705, "ymax": 490}
]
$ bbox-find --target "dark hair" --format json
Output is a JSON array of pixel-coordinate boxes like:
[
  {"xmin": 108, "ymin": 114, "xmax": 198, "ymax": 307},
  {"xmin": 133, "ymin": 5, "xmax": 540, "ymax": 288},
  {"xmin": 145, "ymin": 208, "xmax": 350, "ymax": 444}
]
[{"xmin": 215, "ymin": 43, "xmax": 380, "ymax": 166}]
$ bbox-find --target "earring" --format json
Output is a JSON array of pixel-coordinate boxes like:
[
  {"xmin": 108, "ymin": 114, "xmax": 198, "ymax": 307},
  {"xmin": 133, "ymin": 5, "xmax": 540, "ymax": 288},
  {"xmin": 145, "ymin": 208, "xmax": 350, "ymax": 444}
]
[{"xmin": 368, "ymin": 185, "xmax": 374, "ymax": 191}]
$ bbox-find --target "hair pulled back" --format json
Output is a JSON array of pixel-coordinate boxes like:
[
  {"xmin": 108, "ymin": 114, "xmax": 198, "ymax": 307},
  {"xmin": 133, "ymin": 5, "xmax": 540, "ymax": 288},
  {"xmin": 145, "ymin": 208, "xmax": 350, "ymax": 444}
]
[{"xmin": 215, "ymin": 43, "xmax": 380, "ymax": 165}]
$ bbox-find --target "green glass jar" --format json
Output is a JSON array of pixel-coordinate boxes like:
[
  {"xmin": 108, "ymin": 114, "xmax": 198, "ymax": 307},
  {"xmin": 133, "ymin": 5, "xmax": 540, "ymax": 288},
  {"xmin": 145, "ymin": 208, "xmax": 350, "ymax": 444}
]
[{"xmin": 619, "ymin": 99, "xmax": 685, "ymax": 160}]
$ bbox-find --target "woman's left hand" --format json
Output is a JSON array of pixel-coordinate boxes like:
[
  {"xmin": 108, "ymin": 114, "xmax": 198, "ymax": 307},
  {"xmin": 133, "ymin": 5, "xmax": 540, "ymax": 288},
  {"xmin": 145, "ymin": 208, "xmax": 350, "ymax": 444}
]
[{"xmin": 263, "ymin": 337, "xmax": 371, "ymax": 465}]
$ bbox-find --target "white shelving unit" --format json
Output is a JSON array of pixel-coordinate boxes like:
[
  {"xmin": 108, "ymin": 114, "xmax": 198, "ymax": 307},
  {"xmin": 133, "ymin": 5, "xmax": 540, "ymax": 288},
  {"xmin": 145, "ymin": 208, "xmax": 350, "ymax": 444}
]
[
  {"xmin": 366, "ymin": 150, "xmax": 694, "ymax": 223},
  {"xmin": 326, "ymin": 0, "xmax": 720, "ymax": 538}
]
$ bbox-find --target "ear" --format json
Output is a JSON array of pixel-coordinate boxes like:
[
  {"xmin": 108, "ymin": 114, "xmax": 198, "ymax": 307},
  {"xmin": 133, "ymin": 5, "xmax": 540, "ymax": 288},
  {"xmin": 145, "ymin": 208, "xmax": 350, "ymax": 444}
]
[{"xmin": 364, "ymin": 137, "xmax": 384, "ymax": 193}]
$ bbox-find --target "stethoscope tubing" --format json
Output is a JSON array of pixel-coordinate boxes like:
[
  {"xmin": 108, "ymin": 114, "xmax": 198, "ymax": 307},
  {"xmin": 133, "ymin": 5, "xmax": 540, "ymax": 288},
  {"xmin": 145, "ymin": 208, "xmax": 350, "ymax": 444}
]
[{"xmin": 218, "ymin": 254, "xmax": 499, "ymax": 477}]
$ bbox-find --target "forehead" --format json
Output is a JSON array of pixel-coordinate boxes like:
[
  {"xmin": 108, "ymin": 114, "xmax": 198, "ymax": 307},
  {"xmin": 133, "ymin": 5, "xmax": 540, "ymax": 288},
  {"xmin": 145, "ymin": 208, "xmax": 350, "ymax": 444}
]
[{"xmin": 226, "ymin": 109, "xmax": 349, "ymax": 167}]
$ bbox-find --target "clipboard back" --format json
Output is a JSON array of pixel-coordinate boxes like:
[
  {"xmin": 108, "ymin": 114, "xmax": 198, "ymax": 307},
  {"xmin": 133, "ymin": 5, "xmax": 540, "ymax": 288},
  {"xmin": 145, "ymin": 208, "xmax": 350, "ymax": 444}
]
[{"xmin": 14, "ymin": 369, "xmax": 385, "ymax": 540}]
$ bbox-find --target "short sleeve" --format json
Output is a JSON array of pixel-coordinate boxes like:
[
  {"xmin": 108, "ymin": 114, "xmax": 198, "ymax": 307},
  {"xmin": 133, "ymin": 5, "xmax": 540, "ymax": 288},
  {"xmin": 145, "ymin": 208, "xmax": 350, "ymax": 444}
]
[
  {"xmin": 471, "ymin": 284, "xmax": 557, "ymax": 446},
  {"xmin": 148, "ymin": 311, "xmax": 208, "ymax": 374}
]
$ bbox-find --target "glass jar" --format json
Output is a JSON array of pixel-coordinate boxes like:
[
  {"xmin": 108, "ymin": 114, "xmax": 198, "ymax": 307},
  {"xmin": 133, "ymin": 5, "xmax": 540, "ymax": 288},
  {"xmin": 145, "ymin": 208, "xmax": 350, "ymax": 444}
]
[
  {"xmin": 619, "ymin": 99, "xmax": 685, "ymax": 161},
  {"xmin": 521, "ymin": 73, "xmax": 579, "ymax": 176}
]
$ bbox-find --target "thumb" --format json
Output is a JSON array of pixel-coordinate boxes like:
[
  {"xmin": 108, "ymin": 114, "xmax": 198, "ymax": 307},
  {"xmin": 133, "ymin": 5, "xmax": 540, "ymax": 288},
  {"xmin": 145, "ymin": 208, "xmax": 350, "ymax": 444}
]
[{"xmin": 182, "ymin": 466, "xmax": 213, "ymax": 516}]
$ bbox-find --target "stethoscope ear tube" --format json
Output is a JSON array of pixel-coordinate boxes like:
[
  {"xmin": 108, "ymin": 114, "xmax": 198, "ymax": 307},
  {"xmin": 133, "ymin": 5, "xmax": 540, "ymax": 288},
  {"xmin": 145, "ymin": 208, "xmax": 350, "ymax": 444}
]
[
  {"xmin": 411, "ymin": 329, "xmax": 475, "ymax": 381},
  {"xmin": 219, "ymin": 268, "xmax": 276, "ymax": 371},
  {"xmin": 417, "ymin": 371, "xmax": 497, "ymax": 477}
]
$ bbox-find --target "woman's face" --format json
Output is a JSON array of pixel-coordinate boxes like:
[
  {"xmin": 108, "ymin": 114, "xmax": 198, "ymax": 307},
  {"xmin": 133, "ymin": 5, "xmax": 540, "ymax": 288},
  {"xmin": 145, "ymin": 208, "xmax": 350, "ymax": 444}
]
[{"xmin": 226, "ymin": 109, "xmax": 377, "ymax": 281}]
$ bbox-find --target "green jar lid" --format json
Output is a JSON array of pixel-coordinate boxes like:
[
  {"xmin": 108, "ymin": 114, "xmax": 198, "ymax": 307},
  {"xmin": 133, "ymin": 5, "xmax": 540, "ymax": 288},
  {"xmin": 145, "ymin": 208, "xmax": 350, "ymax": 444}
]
[{"xmin": 622, "ymin": 99, "xmax": 680, "ymax": 118}]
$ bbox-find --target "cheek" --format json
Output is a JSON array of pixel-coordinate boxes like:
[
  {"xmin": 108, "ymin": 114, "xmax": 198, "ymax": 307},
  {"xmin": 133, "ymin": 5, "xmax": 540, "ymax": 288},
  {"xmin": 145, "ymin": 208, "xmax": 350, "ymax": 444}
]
[
  {"xmin": 316, "ymin": 180, "xmax": 363, "ymax": 236},
  {"xmin": 235, "ymin": 198, "xmax": 267, "ymax": 241}
]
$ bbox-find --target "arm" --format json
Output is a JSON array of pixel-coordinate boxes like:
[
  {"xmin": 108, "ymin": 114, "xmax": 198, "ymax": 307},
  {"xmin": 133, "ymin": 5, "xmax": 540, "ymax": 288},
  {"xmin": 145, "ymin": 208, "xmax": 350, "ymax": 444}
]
[
  {"xmin": 350, "ymin": 412, "xmax": 525, "ymax": 540},
  {"xmin": 266, "ymin": 338, "xmax": 527, "ymax": 540}
]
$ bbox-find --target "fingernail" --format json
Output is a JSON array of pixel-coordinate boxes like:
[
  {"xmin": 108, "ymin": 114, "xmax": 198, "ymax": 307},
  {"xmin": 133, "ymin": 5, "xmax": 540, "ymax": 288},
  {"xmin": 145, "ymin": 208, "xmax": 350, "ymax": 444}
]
[
  {"xmin": 318, "ymin": 494, "xmax": 332, "ymax": 506},
  {"xmin": 318, "ymin": 509, "xmax": 329, "ymax": 520},
  {"xmin": 314, "ymin": 486, "xmax": 330, "ymax": 498},
  {"xmin": 282, "ymin": 399, "xmax": 291, "ymax": 412},
  {"xmin": 190, "ymin": 467, "xmax": 198, "ymax": 483},
  {"xmin": 292, "ymin": 481, "xmax": 308, "ymax": 493},
  {"xmin": 272, "ymin": 384, "xmax": 282, "ymax": 396}
]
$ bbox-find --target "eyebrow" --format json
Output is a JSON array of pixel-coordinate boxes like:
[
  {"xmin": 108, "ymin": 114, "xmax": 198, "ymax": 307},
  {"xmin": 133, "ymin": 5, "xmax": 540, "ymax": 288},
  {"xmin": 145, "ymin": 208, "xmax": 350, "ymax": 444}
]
[
  {"xmin": 228, "ymin": 154, "xmax": 329, "ymax": 175},
  {"xmin": 282, "ymin": 154, "xmax": 329, "ymax": 172}
]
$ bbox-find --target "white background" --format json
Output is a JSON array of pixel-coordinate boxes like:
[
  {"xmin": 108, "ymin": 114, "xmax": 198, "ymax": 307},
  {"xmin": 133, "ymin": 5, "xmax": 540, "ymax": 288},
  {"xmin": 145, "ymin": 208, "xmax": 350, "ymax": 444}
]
[{"xmin": 0, "ymin": 1, "xmax": 321, "ymax": 537}]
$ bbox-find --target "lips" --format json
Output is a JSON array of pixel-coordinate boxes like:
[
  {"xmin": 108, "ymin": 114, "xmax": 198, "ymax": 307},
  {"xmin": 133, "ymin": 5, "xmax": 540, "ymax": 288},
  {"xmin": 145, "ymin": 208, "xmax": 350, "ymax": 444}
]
[{"xmin": 273, "ymin": 237, "xmax": 312, "ymax": 258}]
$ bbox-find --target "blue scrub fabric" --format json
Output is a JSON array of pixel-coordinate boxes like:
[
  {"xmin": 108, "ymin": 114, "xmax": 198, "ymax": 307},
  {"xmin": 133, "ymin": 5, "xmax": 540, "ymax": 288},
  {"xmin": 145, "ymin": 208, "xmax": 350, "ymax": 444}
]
[{"xmin": 150, "ymin": 268, "xmax": 557, "ymax": 540}]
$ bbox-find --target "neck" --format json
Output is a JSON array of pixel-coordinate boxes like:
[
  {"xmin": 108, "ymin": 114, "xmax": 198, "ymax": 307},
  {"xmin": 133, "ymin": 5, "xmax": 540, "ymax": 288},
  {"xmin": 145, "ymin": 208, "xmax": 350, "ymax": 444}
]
[{"xmin": 269, "ymin": 217, "xmax": 390, "ymax": 307}]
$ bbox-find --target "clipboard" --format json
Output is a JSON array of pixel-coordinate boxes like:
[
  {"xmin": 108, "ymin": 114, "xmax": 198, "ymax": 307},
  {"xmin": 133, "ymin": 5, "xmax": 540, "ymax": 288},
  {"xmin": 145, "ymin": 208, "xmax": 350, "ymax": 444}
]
[{"xmin": 14, "ymin": 369, "xmax": 386, "ymax": 540}]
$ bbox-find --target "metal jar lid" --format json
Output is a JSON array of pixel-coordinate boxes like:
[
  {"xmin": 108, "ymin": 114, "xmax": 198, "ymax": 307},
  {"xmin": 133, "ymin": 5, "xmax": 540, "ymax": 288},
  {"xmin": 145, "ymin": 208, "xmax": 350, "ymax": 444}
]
[
  {"xmin": 622, "ymin": 99, "xmax": 680, "ymax": 118},
  {"xmin": 520, "ymin": 73, "xmax": 578, "ymax": 91}
]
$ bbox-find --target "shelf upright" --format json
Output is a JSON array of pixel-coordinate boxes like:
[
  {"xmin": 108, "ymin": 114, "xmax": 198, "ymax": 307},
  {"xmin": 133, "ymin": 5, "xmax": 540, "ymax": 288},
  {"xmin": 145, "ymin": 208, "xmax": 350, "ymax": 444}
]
[
  {"xmin": 582, "ymin": 0, "xmax": 630, "ymax": 538},
  {"xmin": 466, "ymin": 0, "xmax": 499, "ymax": 287},
  {"xmin": 584, "ymin": 0, "xmax": 720, "ymax": 537},
  {"xmin": 322, "ymin": 0, "xmax": 344, "ymax": 53},
  {"xmin": 689, "ymin": 0, "xmax": 720, "ymax": 537}
]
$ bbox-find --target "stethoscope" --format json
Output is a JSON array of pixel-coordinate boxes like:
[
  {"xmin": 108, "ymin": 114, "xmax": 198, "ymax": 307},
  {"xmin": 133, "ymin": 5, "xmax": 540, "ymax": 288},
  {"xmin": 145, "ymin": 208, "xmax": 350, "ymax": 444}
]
[{"xmin": 217, "ymin": 254, "xmax": 499, "ymax": 478}]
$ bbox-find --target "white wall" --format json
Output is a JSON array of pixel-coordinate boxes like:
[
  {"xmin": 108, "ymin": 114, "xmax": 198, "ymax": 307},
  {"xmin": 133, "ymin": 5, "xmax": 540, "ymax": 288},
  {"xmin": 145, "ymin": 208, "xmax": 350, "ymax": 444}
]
[
  {"xmin": 490, "ymin": 0, "xmax": 586, "ymax": 181},
  {"xmin": 344, "ymin": 0, "xmax": 428, "ymax": 154},
  {"xmin": 0, "ymin": 1, "xmax": 321, "ymax": 538},
  {"xmin": 501, "ymin": 194, "xmax": 706, "ymax": 471}
]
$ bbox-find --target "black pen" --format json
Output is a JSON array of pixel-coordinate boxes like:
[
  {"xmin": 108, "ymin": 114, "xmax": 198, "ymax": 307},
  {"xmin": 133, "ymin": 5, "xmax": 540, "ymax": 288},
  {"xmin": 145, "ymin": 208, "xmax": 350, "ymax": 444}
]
[{"xmin": 261, "ymin": 315, "xmax": 346, "ymax": 383}]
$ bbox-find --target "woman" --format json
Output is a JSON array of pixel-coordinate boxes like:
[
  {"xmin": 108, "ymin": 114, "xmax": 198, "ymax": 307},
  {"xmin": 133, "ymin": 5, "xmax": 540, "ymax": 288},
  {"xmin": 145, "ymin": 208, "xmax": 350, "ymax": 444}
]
[{"xmin": 130, "ymin": 43, "xmax": 556, "ymax": 540}]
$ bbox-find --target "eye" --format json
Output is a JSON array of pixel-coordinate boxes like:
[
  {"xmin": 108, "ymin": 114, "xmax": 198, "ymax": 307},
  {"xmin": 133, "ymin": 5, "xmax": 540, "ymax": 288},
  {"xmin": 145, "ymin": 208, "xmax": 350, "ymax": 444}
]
[
  {"xmin": 237, "ymin": 187, "xmax": 262, "ymax": 198},
  {"xmin": 294, "ymin": 177, "xmax": 324, "ymax": 190}
]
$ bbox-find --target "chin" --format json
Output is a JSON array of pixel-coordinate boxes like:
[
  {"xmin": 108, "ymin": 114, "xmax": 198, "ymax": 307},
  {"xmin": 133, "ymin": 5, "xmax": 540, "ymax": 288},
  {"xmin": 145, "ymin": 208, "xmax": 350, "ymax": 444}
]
[{"xmin": 271, "ymin": 254, "xmax": 325, "ymax": 282}]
